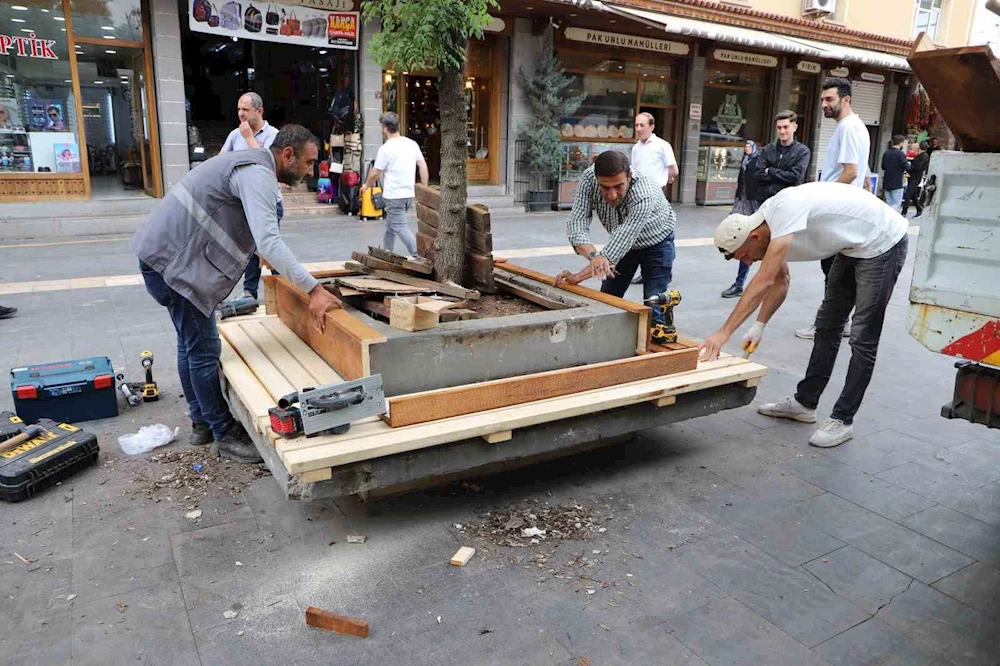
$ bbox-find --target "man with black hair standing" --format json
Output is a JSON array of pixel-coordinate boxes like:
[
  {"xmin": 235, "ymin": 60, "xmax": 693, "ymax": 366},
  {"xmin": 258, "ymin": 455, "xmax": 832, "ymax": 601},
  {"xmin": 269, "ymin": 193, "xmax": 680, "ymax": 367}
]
[
  {"xmin": 881, "ymin": 135, "xmax": 910, "ymax": 211},
  {"xmin": 132, "ymin": 124, "xmax": 341, "ymax": 464},
  {"xmin": 555, "ymin": 150, "xmax": 677, "ymax": 344},
  {"xmin": 902, "ymin": 141, "xmax": 930, "ymax": 218}
]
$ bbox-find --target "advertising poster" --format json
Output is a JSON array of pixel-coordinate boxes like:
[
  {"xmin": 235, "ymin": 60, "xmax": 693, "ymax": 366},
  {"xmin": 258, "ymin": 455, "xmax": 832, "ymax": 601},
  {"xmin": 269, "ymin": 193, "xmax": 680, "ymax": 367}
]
[
  {"xmin": 54, "ymin": 142, "xmax": 81, "ymax": 173},
  {"xmin": 189, "ymin": 0, "xmax": 359, "ymax": 50}
]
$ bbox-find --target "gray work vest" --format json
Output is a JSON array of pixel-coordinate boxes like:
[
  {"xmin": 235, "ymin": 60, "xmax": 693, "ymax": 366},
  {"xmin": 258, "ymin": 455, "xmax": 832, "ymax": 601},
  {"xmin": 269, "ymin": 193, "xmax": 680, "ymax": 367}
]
[{"xmin": 131, "ymin": 149, "xmax": 277, "ymax": 317}]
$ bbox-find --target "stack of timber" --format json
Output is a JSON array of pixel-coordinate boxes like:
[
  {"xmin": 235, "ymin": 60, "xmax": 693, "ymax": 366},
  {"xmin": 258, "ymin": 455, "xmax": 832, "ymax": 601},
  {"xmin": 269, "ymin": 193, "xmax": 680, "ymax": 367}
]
[{"xmin": 414, "ymin": 184, "xmax": 496, "ymax": 293}]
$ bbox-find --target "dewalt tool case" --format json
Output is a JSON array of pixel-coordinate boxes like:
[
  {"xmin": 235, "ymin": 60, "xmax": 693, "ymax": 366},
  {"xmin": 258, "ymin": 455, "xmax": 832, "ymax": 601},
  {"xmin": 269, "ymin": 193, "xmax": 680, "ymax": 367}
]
[{"xmin": 0, "ymin": 412, "xmax": 99, "ymax": 502}]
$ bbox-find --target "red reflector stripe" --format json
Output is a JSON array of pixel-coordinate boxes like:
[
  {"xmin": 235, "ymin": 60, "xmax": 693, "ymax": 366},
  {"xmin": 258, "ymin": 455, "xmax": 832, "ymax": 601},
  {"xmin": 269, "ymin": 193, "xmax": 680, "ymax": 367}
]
[
  {"xmin": 94, "ymin": 374, "xmax": 113, "ymax": 390},
  {"xmin": 16, "ymin": 385, "xmax": 38, "ymax": 400}
]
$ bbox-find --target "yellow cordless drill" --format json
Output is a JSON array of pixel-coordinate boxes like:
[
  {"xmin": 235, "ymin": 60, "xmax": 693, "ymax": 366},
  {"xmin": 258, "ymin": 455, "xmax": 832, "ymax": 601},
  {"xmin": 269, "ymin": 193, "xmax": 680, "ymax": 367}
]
[
  {"xmin": 644, "ymin": 290, "xmax": 681, "ymax": 345},
  {"xmin": 140, "ymin": 350, "xmax": 160, "ymax": 402}
]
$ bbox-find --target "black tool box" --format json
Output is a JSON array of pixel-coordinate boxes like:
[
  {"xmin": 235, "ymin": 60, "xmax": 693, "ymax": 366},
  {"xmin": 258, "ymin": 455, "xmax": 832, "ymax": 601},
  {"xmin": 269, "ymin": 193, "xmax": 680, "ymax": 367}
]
[
  {"xmin": 0, "ymin": 412, "xmax": 99, "ymax": 502},
  {"xmin": 10, "ymin": 357, "xmax": 118, "ymax": 424}
]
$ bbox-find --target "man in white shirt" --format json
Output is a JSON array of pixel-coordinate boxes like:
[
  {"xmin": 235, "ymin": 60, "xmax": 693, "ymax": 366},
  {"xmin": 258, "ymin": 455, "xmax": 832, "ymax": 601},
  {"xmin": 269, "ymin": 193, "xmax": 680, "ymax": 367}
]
[
  {"xmin": 796, "ymin": 78, "xmax": 872, "ymax": 340},
  {"xmin": 701, "ymin": 182, "xmax": 908, "ymax": 448},
  {"xmin": 630, "ymin": 113, "xmax": 678, "ymax": 284},
  {"xmin": 220, "ymin": 92, "xmax": 281, "ymax": 303},
  {"xmin": 361, "ymin": 112, "xmax": 429, "ymax": 256}
]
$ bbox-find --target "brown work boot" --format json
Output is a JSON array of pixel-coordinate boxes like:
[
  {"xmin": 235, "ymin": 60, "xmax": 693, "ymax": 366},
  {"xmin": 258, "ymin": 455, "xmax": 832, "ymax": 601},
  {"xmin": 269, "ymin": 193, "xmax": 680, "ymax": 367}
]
[
  {"xmin": 210, "ymin": 423, "xmax": 263, "ymax": 464},
  {"xmin": 189, "ymin": 421, "xmax": 213, "ymax": 446}
]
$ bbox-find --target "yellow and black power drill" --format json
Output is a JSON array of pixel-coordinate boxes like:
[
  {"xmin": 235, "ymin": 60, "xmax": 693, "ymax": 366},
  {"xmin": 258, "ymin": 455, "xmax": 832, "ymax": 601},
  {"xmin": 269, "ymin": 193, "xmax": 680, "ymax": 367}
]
[
  {"xmin": 644, "ymin": 290, "xmax": 681, "ymax": 345},
  {"xmin": 140, "ymin": 350, "xmax": 160, "ymax": 402}
]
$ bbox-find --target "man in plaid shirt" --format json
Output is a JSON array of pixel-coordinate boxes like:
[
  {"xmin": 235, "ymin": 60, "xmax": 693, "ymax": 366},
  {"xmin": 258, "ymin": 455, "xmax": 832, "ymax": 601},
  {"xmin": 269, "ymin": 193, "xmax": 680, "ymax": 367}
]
[{"xmin": 556, "ymin": 150, "xmax": 678, "ymax": 344}]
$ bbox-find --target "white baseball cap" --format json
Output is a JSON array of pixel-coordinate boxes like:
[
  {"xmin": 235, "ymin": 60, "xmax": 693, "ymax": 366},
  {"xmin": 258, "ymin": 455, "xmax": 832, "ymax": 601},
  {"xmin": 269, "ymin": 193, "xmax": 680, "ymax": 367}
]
[{"xmin": 714, "ymin": 210, "xmax": 766, "ymax": 257}]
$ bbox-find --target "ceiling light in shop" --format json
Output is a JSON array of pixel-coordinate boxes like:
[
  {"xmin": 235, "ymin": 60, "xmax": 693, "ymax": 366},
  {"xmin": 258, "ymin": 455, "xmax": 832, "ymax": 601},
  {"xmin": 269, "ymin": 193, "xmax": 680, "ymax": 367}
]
[
  {"xmin": 106, "ymin": 49, "xmax": 116, "ymax": 53},
  {"xmin": 101, "ymin": 26, "xmax": 114, "ymax": 30},
  {"xmin": 94, "ymin": 80, "xmax": 104, "ymax": 84},
  {"xmin": 11, "ymin": 5, "xmax": 29, "ymax": 10},
  {"xmin": 19, "ymin": 28, "xmax": 33, "ymax": 32},
  {"xmin": 41, "ymin": 8, "xmax": 49, "ymax": 12},
  {"xmin": 319, "ymin": 68, "xmax": 328, "ymax": 72},
  {"xmin": 64, "ymin": 79, "xmax": 71, "ymax": 83},
  {"xmin": 11, "ymin": 18, "xmax": 26, "ymax": 23},
  {"xmin": 318, "ymin": 49, "xmax": 327, "ymax": 54},
  {"xmin": 103, "ymin": 35, "xmax": 114, "ymax": 39},
  {"xmin": 54, "ymin": 16, "xmax": 65, "ymax": 21}
]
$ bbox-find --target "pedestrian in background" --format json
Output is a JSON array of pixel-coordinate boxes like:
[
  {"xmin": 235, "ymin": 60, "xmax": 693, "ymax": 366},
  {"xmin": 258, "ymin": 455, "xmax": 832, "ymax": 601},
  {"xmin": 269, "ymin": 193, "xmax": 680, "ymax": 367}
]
[
  {"xmin": 720, "ymin": 140, "xmax": 763, "ymax": 298},
  {"xmin": 881, "ymin": 135, "xmax": 909, "ymax": 211},
  {"xmin": 220, "ymin": 92, "xmax": 281, "ymax": 303},
  {"xmin": 902, "ymin": 141, "xmax": 930, "ymax": 218},
  {"xmin": 630, "ymin": 112, "xmax": 678, "ymax": 285},
  {"xmin": 361, "ymin": 112, "xmax": 429, "ymax": 257}
]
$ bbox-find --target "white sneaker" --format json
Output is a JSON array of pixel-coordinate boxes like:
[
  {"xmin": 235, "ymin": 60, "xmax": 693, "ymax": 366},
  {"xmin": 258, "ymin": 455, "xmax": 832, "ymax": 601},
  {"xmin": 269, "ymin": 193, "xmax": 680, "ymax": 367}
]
[
  {"xmin": 758, "ymin": 396, "xmax": 817, "ymax": 423},
  {"xmin": 809, "ymin": 419, "xmax": 854, "ymax": 448},
  {"xmin": 796, "ymin": 325, "xmax": 850, "ymax": 339},
  {"xmin": 795, "ymin": 325, "xmax": 816, "ymax": 339}
]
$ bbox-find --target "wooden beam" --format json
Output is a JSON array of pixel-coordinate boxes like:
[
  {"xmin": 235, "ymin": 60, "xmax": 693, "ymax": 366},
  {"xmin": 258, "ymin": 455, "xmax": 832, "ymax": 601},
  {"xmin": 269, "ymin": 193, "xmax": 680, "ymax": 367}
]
[
  {"xmin": 240, "ymin": 321, "xmax": 319, "ymax": 392},
  {"xmin": 741, "ymin": 376, "xmax": 762, "ymax": 388},
  {"xmin": 344, "ymin": 262, "xmax": 481, "ymax": 300},
  {"xmin": 415, "ymin": 183, "xmax": 440, "ymax": 211},
  {"xmin": 351, "ymin": 252, "xmax": 430, "ymax": 277},
  {"xmin": 496, "ymin": 263, "xmax": 651, "ymax": 353},
  {"xmin": 482, "ymin": 430, "xmax": 512, "ymax": 444},
  {"xmin": 389, "ymin": 298, "xmax": 440, "ymax": 332},
  {"xmin": 357, "ymin": 298, "xmax": 392, "ymax": 320},
  {"xmin": 220, "ymin": 324, "xmax": 296, "ymax": 403},
  {"xmin": 305, "ymin": 607, "xmax": 369, "ymax": 639},
  {"xmin": 416, "ymin": 202, "xmax": 439, "ymax": 229},
  {"xmin": 495, "ymin": 277, "xmax": 571, "ymax": 310},
  {"xmin": 383, "ymin": 347, "xmax": 698, "ymax": 427},
  {"xmin": 366, "ymin": 247, "xmax": 433, "ymax": 275},
  {"xmin": 263, "ymin": 275, "xmax": 278, "ymax": 315},
  {"xmin": 653, "ymin": 396, "xmax": 677, "ymax": 407},
  {"xmin": 416, "ymin": 232, "xmax": 436, "ymax": 261},
  {"xmin": 260, "ymin": 317, "xmax": 344, "ymax": 385},
  {"xmin": 219, "ymin": 337, "xmax": 274, "ymax": 434},
  {"xmin": 415, "ymin": 201, "xmax": 491, "ymax": 234},
  {"xmin": 271, "ymin": 276, "xmax": 386, "ymax": 380},
  {"xmin": 299, "ymin": 468, "xmax": 332, "ymax": 483}
]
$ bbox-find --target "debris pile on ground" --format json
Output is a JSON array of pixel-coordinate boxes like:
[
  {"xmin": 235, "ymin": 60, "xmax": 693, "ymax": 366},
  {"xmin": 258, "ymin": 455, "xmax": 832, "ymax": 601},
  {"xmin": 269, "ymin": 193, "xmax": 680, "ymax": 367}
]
[
  {"xmin": 127, "ymin": 449, "xmax": 269, "ymax": 504},
  {"xmin": 461, "ymin": 499, "xmax": 601, "ymax": 548},
  {"xmin": 467, "ymin": 293, "xmax": 545, "ymax": 318}
]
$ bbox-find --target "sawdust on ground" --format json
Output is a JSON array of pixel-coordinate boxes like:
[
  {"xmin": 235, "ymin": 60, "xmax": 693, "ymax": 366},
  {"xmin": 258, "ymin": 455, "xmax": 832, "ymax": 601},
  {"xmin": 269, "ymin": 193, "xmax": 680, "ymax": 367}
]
[
  {"xmin": 124, "ymin": 449, "xmax": 269, "ymax": 506},
  {"xmin": 461, "ymin": 498, "xmax": 601, "ymax": 548},
  {"xmin": 468, "ymin": 293, "xmax": 546, "ymax": 318}
]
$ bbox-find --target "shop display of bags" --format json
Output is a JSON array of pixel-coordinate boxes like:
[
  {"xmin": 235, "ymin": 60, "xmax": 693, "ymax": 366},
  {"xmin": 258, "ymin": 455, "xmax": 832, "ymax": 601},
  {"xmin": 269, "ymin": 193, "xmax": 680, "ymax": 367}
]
[
  {"xmin": 265, "ymin": 3, "xmax": 279, "ymax": 33},
  {"xmin": 208, "ymin": 4, "xmax": 220, "ymax": 27},
  {"xmin": 193, "ymin": 0, "xmax": 212, "ymax": 22},
  {"xmin": 244, "ymin": 3, "xmax": 262, "ymax": 32},
  {"xmin": 219, "ymin": 0, "xmax": 241, "ymax": 30},
  {"xmin": 279, "ymin": 9, "xmax": 301, "ymax": 36}
]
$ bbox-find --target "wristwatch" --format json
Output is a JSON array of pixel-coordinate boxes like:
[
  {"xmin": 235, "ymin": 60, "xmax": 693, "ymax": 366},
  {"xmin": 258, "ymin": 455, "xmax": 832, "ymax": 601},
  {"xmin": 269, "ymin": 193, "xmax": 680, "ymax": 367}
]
[{"xmin": 587, "ymin": 250, "xmax": 598, "ymax": 259}]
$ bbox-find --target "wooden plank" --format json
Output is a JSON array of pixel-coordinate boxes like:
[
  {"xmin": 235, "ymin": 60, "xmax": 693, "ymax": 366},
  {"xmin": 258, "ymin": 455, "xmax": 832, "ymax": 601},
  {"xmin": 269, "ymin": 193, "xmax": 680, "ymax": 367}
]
[
  {"xmin": 465, "ymin": 226, "xmax": 493, "ymax": 254},
  {"xmin": 272, "ymin": 276, "xmax": 386, "ymax": 380},
  {"xmin": 654, "ymin": 396, "xmax": 677, "ymax": 407},
  {"xmin": 390, "ymin": 298, "xmax": 440, "ymax": 332},
  {"xmin": 416, "ymin": 232, "xmax": 436, "ymax": 262},
  {"xmin": 337, "ymin": 276, "xmax": 428, "ymax": 295},
  {"xmin": 218, "ymin": 338, "xmax": 274, "ymax": 433},
  {"xmin": 384, "ymin": 347, "xmax": 698, "ymax": 428},
  {"xmin": 351, "ymin": 251, "xmax": 430, "ymax": 277},
  {"xmin": 415, "ymin": 202, "xmax": 439, "ymax": 229},
  {"xmin": 366, "ymin": 247, "xmax": 433, "ymax": 275},
  {"xmin": 240, "ymin": 321, "xmax": 317, "ymax": 392},
  {"xmin": 279, "ymin": 357, "xmax": 768, "ymax": 473},
  {"xmin": 358, "ymin": 298, "xmax": 392, "ymax": 320},
  {"xmin": 466, "ymin": 252, "xmax": 495, "ymax": 292},
  {"xmin": 495, "ymin": 277, "xmax": 571, "ymax": 310},
  {"xmin": 742, "ymin": 376, "xmax": 762, "ymax": 388},
  {"xmin": 466, "ymin": 204, "xmax": 491, "ymax": 233},
  {"xmin": 497, "ymin": 262, "xmax": 650, "ymax": 353},
  {"xmin": 415, "ymin": 183, "xmax": 440, "ymax": 211},
  {"xmin": 344, "ymin": 261, "xmax": 481, "ymax": 300},
  {"xmin": 263, "ymin": 275, "xmax": 278, "ymax": 315},
  {"xmin": 416, "ymin": 206, "xmax": 491, "ymax": 252},
  {"xmin": 305, "ymin": 607, "xmax": 369, "ymax": 639},
  {"xmin": 307, "ymin": 268, "xmax": 357, "ymax": 279},
  {"xmin": 482, "ymin": 430, "xmax": 512, "ymax": 444},
  {"xmin": 220, "ymin": 324, "xmax": 295, "ymax": 403},
  {"xmin": 417, "ymin": 219, "xmax": 437, "ymax": 238},
  {"xmin": 299, "ymin": 468, "xmax": 332, "ymax": 483},
  {"xmin": 260, "ymin": 317, "xmax": 344, "ymax": 385}
]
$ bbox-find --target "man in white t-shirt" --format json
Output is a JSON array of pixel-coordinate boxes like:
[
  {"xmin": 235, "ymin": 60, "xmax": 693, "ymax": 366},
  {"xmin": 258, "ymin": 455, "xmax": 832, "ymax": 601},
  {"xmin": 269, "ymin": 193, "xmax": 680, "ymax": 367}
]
[
  {"xmin": 796, "ymin": 78, "xmax": 873, "ymax": 341},
  {"xmin": 701, "ymin": 181, "xmax": 908, "ymax": 448},
  {"xmin": 361, "ymin": 112, "xmax": 429, "ymax": 256},
  {"xmin": 630, "ymin": 113, "xmax": 678, "ymax": 284}
]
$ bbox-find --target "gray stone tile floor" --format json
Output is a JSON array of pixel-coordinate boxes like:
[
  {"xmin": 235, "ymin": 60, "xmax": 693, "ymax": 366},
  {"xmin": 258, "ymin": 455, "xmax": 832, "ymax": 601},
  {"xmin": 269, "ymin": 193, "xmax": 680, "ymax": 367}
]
[{"xmin": 1, "ymin": 206, "xmax": 998, "ymax": 665}]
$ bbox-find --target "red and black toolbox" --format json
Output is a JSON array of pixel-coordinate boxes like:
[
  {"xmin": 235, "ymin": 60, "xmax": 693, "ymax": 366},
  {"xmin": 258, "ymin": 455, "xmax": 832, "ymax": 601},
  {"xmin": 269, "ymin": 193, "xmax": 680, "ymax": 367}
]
[
  {"xmin": 0, "ymin": 412, "xmax": 100, "ymax": 502},
  {"xmin": 10, "ymin": 356, "xmax": 118, "ymax": 424}
]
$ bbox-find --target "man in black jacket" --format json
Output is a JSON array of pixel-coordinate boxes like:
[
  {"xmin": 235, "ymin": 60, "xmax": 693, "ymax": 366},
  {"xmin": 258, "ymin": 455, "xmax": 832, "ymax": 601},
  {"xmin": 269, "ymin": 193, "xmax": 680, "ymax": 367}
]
[
  {"xmin": 881, "ymin": 135, "xmax": 910, "ymax": 211},
  {"xmin": 755, "ymin": 110, "xmax": 811, "ymax": 200},
  {"xmin": 902, "ymin": 141, "xmax": 930, "ymax": 218}
]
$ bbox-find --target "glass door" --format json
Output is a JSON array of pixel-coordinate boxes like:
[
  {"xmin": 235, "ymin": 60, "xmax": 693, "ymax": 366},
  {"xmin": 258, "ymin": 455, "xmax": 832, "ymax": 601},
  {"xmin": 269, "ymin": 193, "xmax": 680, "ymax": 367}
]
[{"xmin": 132, "ymin": 52, "xmax": 154, "ymax": 196}]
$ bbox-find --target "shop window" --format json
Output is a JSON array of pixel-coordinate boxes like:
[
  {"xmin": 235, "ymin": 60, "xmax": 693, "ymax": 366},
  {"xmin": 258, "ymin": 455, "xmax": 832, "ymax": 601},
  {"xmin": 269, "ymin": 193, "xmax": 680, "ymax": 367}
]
[
  {"xmin": 701, "ymin": 70, "xmax": 769, "ymax": 145},
  {"xmin": 0, "ymin": 4, "xmax": 80, "ymax": 174},
  {"xmin": 70, "ymin": 0, "xmax": 143, "ymax": 43},
  {"xmin": 913, "ymin": 0, "xmax": 944, "ymax": 39},
  {"xmin": 561, "ymin": 73, "xmax": 638, "ymax": 140},
  {"xmin": 789, "ymin": 76, "xmax": 814, "ymax": 147},
  {"xmin": 559, "ymin": 51, "xmax": 677, "ymax": 79}
]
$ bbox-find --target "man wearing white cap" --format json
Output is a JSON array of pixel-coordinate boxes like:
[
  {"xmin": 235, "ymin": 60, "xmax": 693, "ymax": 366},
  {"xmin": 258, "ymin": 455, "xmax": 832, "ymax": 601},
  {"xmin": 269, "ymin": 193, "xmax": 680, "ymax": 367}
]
[{"xmin": 700, "ymin": 181, "xmax": 908, "ymax": 448}]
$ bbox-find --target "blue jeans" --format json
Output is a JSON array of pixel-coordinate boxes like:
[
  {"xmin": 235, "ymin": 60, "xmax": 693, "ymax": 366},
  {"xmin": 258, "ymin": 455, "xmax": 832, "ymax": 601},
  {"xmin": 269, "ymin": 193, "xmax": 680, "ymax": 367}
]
[
  {"xmin": 242, "ymin": 199, "xmax": 283, "ymax": 299},
  {"xmin": 601, "ymin": 234, "xmax": 675, "ymax": 326},
  {"xmin": 140, "ymin": 262, "xmax": 235, "ymax": 440},
  {"xmin": 795, "ymin": 235, "xmax": 908, "ymax": 424},
  {"xmin": 884, "ymin": 188, "xmax": 904, "ymax": 210},
  {"xmin": 735, "ymin": 261, "xmax": 750, "ymax": 287},
  {"xmin": 383, "ymin": 197, "xmax": 418, "ymax": 256}
]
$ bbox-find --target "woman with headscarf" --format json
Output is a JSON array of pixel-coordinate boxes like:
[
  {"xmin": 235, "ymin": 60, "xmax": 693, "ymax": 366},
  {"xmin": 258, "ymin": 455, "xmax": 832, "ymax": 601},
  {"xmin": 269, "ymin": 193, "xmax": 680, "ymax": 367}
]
[{"xmin": 721, "ymin": 139, "xmax": 764, "ymax": 298}]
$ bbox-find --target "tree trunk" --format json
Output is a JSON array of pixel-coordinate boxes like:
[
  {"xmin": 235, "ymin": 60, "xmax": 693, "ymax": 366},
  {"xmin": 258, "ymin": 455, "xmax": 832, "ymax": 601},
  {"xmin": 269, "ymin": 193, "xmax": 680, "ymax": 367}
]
[{"xmin": 434, "ymin": 58, "xmax": 468, "ymax": 285}]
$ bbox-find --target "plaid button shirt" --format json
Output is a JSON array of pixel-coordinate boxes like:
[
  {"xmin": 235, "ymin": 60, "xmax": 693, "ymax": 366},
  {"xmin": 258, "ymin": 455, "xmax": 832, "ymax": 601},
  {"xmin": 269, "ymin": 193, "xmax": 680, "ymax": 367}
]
[{"xmin": 566, "ymin": 166, "xmax": 677, "ymax": 265}]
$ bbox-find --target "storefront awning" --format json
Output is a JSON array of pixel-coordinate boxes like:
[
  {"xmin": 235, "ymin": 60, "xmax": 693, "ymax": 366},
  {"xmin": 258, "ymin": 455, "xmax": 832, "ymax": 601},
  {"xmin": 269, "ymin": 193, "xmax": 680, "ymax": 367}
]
[{"xmin": 600, "ymin": 3, "xmax": 911, "ymax": 72}]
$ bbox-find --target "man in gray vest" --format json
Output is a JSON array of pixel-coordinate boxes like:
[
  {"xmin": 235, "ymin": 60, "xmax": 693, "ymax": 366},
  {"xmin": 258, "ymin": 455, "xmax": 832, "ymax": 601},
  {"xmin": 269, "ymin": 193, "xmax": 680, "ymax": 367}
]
[{"xmin": 131, "ymin": 124, "xmax": 340, "ymax": 464}]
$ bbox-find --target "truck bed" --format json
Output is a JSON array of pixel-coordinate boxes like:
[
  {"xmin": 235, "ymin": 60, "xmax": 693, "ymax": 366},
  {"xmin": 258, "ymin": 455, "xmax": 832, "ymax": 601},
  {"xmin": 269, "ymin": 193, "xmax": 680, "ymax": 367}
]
[{"xmin": 218, "ymin": 315, "xmax": 767, "ymax": 500}]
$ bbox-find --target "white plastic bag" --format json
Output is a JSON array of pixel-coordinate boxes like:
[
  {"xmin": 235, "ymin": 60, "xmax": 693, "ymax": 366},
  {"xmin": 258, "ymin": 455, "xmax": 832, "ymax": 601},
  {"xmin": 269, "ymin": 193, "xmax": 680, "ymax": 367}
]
[{"xmin": 118, "ymin": 424, "xmax": 179, "ymax": 455}]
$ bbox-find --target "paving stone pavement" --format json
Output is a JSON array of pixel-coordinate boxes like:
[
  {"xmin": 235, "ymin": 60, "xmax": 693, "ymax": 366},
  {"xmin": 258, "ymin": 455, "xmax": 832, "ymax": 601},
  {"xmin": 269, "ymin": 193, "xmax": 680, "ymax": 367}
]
[{"xmin": 1, "ymin": 206, "xmax": 998, "ymax": 666}]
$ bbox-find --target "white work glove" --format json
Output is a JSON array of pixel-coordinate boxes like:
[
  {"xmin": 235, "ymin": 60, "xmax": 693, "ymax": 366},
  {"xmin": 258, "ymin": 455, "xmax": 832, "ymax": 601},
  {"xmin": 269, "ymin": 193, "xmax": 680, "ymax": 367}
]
[{"xmin": 742, "ymin": 321, "xmax": 765, "ymax": 356}]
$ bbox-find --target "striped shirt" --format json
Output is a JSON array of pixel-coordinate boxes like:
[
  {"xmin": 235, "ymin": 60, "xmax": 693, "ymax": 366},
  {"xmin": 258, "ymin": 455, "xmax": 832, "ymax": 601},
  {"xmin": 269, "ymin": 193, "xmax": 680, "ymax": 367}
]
[{"xmin": 567, "ymin": 166, "xmax": 677, "ymax": 265}]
